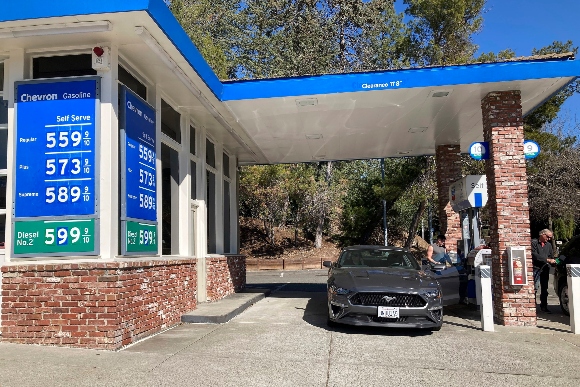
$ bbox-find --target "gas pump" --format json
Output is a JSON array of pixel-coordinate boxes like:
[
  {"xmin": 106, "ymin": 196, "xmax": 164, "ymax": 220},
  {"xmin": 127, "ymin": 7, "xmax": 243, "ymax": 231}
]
[
  {"xmin": 449, "ymin": 175, "xmax": 490, "ymax": 305},
  {"xmin": 450, "ymin": 175, "xmax": 488, "ymax": 258}
]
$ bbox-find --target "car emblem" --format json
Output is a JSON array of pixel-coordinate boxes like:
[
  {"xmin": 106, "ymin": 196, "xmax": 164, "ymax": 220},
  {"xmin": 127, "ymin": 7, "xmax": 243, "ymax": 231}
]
[{"xmin": 382, "ymin": 295, "xmax": 396, "ymax": 302}]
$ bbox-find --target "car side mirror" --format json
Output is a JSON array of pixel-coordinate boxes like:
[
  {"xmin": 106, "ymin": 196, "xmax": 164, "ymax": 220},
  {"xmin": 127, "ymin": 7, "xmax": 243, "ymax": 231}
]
[{"xmin": 323, "ymin": 261, "xmax": 333, "ymax": 268}]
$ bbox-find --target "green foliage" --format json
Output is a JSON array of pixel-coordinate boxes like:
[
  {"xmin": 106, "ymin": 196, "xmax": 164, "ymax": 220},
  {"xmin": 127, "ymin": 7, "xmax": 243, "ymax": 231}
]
[
  {"xmin": 403, "ymin": 0, "xmax": 485, "ymax": 66},
  {"xmin": 474, "ymin": 49, "xmax": 516, "ymax": 63},
  {"xmin": 236, "ymin": 0, "xmax": 408, "ymax": 78},
  {"xmin": 553, "ymin": 216, "xmax": 576, "ymax": 242},
  {"xmin": 169, "ymin": 0, "xmax": 242, "ymax": 79},
  {"xmin": 525, "ymin": 41, "xmax": 579, "ymax": 133}
]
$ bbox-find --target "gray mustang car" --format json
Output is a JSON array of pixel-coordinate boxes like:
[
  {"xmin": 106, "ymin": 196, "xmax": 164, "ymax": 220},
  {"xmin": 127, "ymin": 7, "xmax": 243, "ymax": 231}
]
[{"xmin": 323, "ymin": 245, "xmax": 462, "ymax": 331}]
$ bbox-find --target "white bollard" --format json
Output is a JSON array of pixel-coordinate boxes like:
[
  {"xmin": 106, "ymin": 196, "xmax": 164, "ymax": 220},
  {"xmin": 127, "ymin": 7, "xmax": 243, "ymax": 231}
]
[
  {"xmin": 475, "ymin": 271, "xmax": 482, "ymax": 306},
  {"xmin": 477, "ymin": 265, "xmax": 494, "ymax": 332},
  {"xmin": 567, "ymin": 264, "xmax": 580, "ymax": 334}
]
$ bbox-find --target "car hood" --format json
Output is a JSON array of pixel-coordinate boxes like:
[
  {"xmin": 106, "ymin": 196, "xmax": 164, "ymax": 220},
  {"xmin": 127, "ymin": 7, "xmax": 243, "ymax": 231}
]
[{"xmin": 331, "ymin": 267, "xmax": 439, "ymax": 291}]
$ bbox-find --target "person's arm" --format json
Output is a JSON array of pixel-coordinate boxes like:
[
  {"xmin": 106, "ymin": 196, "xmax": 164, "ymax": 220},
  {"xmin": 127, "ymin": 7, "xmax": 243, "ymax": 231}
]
[{"xmin": 426, "ymin": 245, "xmax": 436, "ymax": 264}]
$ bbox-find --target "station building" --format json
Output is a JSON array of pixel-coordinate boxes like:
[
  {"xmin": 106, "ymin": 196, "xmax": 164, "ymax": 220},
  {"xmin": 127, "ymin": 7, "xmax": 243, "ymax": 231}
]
[{"xmin": 1, "ymin": 0, "xmax": 579, "ymax": 349}]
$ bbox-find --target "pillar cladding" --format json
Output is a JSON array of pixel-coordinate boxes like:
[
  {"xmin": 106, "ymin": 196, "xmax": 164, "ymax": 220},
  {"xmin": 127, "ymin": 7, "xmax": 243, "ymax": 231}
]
[
  {"xmin": 481, "ymin": 90, "xmax": 535, "ymax": 326},
  {"xmin": 435, "ymin": 145, "xmax": 462, "ymax": 250}
]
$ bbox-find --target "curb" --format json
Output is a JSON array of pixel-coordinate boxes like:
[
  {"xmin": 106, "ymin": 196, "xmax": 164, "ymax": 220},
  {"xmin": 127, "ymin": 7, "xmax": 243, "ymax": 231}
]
[{"xmin": 181, "ymin": 288, "xmax": 271, "ymax": 324}]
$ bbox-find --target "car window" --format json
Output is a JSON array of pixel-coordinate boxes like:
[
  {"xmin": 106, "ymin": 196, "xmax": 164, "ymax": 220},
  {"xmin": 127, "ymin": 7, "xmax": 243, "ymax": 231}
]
[
  {"xmin": 339, "ymin": 250, "xmax": 419, "ymax": 270},
  {"xmin": 562, "ymin": 236, "xmax": 580, "ymax": 259}
]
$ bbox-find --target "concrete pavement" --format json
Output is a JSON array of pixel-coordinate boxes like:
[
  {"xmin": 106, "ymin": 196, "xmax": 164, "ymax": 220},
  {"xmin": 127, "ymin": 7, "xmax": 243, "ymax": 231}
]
[{"xmin": 0, "ymin": 269, "xmax": 578, "ymax": 387}]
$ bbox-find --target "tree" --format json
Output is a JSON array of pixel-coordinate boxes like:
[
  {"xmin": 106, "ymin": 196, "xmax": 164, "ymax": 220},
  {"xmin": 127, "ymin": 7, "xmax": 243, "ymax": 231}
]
[
  {"xmin": 237, "ymin": 0, "xmax": 407, "ymax": 78},
  {"xmin": 239, "ymin": 165, "xmax": 290, "ymax": 244},
  {"xmin": 403, "ymin": 0, "xmax": 485, "ymax": 66},
  {"xmin": 527, "ymin": 147, "xmax": 580, "ymax": 237},
  {"xmin": 170, "ymin": 0, "xmax": 242, "ymax": 78}
]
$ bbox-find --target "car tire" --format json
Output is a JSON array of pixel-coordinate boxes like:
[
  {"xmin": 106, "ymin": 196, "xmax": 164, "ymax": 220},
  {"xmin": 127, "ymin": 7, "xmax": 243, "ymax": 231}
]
[
  {"xmin": 430, "ymin": 325, "xmax": 442, "ymax": 332},
  {"xmin": 560, "ymin": 284, "xmax": 570, "ymax": 316},
  {"xmin": 327, "ymin": 316, "xmax": 338, "ymax": 328}
]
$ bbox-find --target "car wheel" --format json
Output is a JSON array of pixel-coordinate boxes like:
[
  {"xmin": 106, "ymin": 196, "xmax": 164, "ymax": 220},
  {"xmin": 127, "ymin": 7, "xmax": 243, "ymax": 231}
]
[
  {"xmin": 327, "ymin": 302, "xmax": 338, "ymax": 327},
  {"xmin": 560, "ymin": 285, "xmax": 570, "ymax": 316},
  {"xmin": 327, "ymin": 316, "xmax": 338, "ymax": 328}
]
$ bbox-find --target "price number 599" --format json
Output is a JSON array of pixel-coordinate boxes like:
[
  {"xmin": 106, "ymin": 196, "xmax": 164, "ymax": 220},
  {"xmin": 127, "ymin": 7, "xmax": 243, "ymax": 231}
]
[
  {"xmin": 139, "ymin": 230, "xmax": 155, "ymax": 246},
  {"xmin": 45, "ymin": 227, "xmax": 89, "ymax": 245}
]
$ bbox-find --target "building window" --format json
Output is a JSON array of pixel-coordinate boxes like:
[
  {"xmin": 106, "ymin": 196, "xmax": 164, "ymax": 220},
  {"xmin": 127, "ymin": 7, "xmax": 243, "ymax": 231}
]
[
  {"xmin": 0, "ymin": 62, "xmax": 6, "ymax": 250},
  {"xmin": 190, "ymin": 160, "xmax": 197, "ymax": 200},
  {"xmin": 119, "ymin": 65, "xmax": 147, "ymax": 100},
  {"xmin": 162, "ymin": 144, "xmax": 180, "ymax": 255},
  {"xmin": 161, "ymin": 100, "xmax": 181, "ymax": 143},
  {"xmin": 190, "ymin": 125, "xmax": 196, "ymax": 156},
  {"xmin": 206, "ymin": 139, "xmax": 215, "ymax": 168},
  {"xmin": 207, "ymin": 170, "xmax": 216, "ymax": 253},
  {"xmin": 33, "ymin": 54, "xmax": 96, "ymax": 79},
  {"xmin": 223, "ymin": 153, "xmax": 230, "ymax": 178},
  {"xmin": 223, "ymin": 180, "xmax": 231, "ymax": 253}
]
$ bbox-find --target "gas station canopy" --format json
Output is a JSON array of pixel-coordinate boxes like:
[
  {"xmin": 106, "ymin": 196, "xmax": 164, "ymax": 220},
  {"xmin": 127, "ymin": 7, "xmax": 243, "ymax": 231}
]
[{"xmin": 2, "ymin": 0, "xmax": 579, "ymax": 165}]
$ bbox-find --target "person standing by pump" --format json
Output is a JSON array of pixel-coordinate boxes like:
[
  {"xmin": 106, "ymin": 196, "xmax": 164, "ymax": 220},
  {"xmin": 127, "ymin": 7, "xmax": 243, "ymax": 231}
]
[
  {"xmin": 427, "ymin": 235, "xmax": 452, "ymax": 265},
  {"xmin": 532, "ymin": 229, "xmax": 555, "ymax": 313}
]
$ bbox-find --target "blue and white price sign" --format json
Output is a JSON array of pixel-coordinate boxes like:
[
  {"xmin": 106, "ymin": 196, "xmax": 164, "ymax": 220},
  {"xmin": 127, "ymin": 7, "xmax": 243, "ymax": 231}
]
[
  {"xmin": 524, "ymin": 140, "xmax": 540, "ymax": 159},
  {"xmin": 120, "ymin": 87, "xmax": 157, "ymax": 222},
  {"xmin": 469, "ymin": 142, "xmax": 490, "ymax": 160},
  {"xmin": 14, "ymin": 78, "xmax": 99, "ymax": 218}
]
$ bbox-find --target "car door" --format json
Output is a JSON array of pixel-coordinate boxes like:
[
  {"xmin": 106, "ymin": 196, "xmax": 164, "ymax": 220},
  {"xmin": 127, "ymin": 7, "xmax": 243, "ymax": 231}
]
[{"xmin": 430, "ymin": 266, "xmax": 461, "ymax": 305}]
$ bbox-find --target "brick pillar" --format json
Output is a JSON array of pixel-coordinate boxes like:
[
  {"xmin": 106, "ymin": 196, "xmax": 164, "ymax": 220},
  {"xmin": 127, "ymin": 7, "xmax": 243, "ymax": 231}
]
[
  {"xmin": 435, "ymin": 145, "xmax": 462, "ymax": 250},
  {"xmin": 481, "ymin": 90, "xmax": 535, "ymax": 326}
]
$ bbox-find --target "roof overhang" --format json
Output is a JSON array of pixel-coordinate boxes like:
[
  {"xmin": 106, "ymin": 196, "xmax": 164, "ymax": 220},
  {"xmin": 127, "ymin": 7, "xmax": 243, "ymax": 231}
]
[{"xmin": 2, "ymin": 0, "xmax": 580, "ymax": 165}]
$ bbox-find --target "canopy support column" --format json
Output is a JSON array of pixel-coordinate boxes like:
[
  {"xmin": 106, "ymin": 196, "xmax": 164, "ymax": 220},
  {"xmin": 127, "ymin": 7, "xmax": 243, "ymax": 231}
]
[
  {"xmin": 482, "ymin": 90, "xmax": 536, "ymax": 326},
  {"xmin": 435, "ymin": 145, "xmax": 462, "ymax": 251}
]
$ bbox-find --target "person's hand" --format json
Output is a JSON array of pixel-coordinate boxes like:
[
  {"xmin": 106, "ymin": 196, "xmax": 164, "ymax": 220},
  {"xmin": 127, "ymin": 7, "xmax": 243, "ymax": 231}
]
[{"xmin": 547, "ymin": 258, "xmax": 556, "ymax": 266}]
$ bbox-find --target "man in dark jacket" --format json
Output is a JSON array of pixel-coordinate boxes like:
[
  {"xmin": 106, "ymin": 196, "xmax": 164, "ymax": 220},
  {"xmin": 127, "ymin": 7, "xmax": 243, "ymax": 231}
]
[{"xmin": 532, "ymin": 229, "xmax": 555, "ymax": 313}]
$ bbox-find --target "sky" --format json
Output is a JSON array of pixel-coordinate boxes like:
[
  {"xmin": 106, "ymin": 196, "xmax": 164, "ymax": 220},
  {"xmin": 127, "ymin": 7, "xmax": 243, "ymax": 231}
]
[{"xmin": 472, "ymin": 0, "xmax": 580, "ymax": 135}]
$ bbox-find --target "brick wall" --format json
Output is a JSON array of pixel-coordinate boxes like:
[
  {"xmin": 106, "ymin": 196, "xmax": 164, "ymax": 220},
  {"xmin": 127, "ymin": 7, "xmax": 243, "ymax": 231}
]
[
  {"xmin": 482, "ymin": 90, "xmax": 535, "ymax": 326},
  {"xmin": 435, "ymin": 144, "xmax": 462, "ymax": 250},
  {"xmin": 206, "ymin": 255, "xmax": 246, "ymax": 302},
  {"xmin": 1, "ymin": 258, "xmax": 197, "ymax": 349}
]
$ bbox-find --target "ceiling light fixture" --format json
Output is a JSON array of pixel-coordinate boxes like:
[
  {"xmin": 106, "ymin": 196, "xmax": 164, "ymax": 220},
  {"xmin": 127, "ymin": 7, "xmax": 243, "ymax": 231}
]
[
  {"xmin": 296, "ymin": 98, "xmax": 318, "ymax": 107},
  {"xmin": 408, "ymin": 127, "xmax": 428, "ymax": 133},
  {"xmin": 398, "ymin": 151, "xmax": 410, "ymax": 155},
  {"xmin": 305, "ymin": 134, "xmax": 323, "ymax": 140},
  {"xmin": 431, "ymin": 91, "xmax": 451, "ymax": 98},
  {"xmin": 0, "ymin": 21, "xmax": 111, "ymax": 39}
]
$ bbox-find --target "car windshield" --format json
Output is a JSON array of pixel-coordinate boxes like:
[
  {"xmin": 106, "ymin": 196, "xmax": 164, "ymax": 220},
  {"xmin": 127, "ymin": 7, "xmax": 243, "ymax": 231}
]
[
  {"xmin": 338, "ymin": 249, "xmax": 420, "ymax": 270},
  {"xmin": 561, "ymin": 236, "xmax": 580, "ymax": 261}
]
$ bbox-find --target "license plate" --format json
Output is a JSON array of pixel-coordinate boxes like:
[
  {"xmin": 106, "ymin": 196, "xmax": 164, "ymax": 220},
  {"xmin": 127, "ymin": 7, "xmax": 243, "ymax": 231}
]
[{"xmin": 378, "ymin": 306, "xmax": 399, "ymax": 318}]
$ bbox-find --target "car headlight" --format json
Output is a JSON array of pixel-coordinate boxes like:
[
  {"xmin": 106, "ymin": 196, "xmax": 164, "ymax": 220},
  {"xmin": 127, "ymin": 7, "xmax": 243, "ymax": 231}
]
[
  {"xmin": 421, "ymin": 288, "xmax": 441, "ymax": 299},
  {"xmin": 329, "ymin": 284, "xmax": 351, "ymax": 296}
]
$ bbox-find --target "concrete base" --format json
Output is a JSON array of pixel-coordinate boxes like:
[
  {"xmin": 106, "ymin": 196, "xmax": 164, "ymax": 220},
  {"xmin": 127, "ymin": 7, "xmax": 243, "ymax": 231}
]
[{"xmin": 181, "ymin": 289, "xmax": 269, "ymax": 324}]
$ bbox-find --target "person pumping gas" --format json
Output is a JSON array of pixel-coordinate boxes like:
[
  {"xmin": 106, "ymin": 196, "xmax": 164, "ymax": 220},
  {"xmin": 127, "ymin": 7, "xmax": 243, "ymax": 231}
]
[
  {"xmin": 532, "ymin": 229, "xmax": 555, "ymax": 314},
  {"xmin": 427, "ymin": 235, "xmax": 453, "ymax": 266}
]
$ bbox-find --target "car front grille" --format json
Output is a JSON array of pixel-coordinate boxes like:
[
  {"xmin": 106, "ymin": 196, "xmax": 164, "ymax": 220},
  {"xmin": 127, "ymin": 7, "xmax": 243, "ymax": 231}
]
[
  {"xmin": 372, "ymin": 316, "xmax": 408, "ymax": 323},
  {"xmin": 350, "ymin": 292, "xmax": 426, "ymax": 307}
]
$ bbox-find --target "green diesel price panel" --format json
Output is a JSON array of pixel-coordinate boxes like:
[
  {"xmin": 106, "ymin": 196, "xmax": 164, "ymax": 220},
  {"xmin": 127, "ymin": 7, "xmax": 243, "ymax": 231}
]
[
  {"xmin": 13, "ymin": 219, "xmax": 95, "ymax": 256},
  {"xmin": 124, "ymin": 221, "xmax": 157, "ymax": 254}
]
